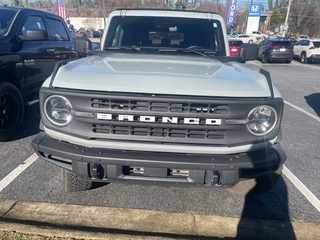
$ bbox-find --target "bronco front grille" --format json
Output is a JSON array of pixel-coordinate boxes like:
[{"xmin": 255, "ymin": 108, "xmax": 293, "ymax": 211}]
[
  {"xmin": 92, "ymin": 124, "xmax": 225, "ymax": 139},
  {"xmin": 89, "ymin": 96, "xmax": 229, "ymax": 144},
  {"xmin": 91, "ymin": 98, "xmax": 229, "ymax": 115},
  {"xmin": 41, "ymin": 91, "xmax": 282, "ymax": 146}
]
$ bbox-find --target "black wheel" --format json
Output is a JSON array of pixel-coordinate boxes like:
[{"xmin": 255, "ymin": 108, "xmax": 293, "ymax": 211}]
[
  {"xmin": 62, "ymin": 168, "xmax": 93, "ymax": 192},
  {"xmin": 285, "ymin": 59, "xmax": 292, "ymax": 63},
  {"xmin": 261, "ymin": 53, "xmax": 267, "ymax": 63},
  {"xmin": 300, "ymin": 52, "xmax": 307, "ymax": 63},
  {"xmin": 227, "ymin": 165, "xmax": 282, "ymax": 197},
  {"xmin": 0, "ymin": 81, "xmax": 24, "ymax": 141},
  {"xmin": 248, "ymin": 40, "xmax": 253, "ymax": 44}
]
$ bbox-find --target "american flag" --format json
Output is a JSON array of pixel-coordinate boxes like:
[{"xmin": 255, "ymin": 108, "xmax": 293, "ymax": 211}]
[{"xmin": 57, "ymin": 0, "xmax": 67, "ymax": 22}]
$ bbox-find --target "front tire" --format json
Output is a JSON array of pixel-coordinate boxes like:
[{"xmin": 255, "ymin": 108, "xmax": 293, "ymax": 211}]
[
  {"xmin": 285, "ymin": 59, "xmax": 292, "ymax": 63},
  {"xmin": 0, "ymin": 81, "xmax": 24, "ymax": 141},
  {"xmin": 62, "ymin": 169, "xmax": 93, "ymax": 192}
]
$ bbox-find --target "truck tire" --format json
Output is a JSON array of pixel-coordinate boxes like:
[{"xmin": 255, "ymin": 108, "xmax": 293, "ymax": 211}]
[
  {"xmin": 0, "ymin": 81, "xmax": 24, "ymax": 141},
  {"xmin": 62, "ymin": 169, "xmax": 93, "ymax": 192},
  {"xmin": 227, "ymin": 165, "xmax": 282, "ymax": 197}
]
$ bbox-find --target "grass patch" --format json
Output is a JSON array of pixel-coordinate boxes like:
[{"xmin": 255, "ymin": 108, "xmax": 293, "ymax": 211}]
[{"xmin": 0, "ymin": 231, "xmax": 77, "ymax": 240}]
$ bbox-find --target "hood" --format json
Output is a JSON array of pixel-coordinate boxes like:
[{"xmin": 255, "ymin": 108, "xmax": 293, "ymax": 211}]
[{"xmin": 51, "ymin": 53, "xmax": 271, "ymax": 98}]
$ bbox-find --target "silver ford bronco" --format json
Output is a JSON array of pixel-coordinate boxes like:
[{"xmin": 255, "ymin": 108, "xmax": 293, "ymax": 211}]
[{"xmin": 32, "ymin": 9, "xmax": 286, "ymax": 195}]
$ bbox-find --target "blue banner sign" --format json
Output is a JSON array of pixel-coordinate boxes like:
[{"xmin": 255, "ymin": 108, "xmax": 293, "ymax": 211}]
[
  {"xmin": 248, "ymin": 3, "xmax": 262, "ymax": 17},
  {"xmin": 226, "ymin": 0, "xmax": 237, "ymax": 26}
]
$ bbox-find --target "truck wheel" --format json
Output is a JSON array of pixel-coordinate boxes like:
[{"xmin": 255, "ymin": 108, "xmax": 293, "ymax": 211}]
[
  {"xmin": 227, "ymin": 165, "xmax": 282, "ymax": 197},
  {"xmin": 0, "ymin": 82, "xmax": 24, "ymax": 141},
  {"xmin": 62, "ymin": 169, "xmax": 93, "ymax": 192}
]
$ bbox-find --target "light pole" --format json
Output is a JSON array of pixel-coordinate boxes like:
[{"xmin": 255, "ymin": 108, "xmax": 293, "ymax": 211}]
[
  {"xmin": 282, "ymin": 0, "xmax": 292, "ymax": 37},
  {"xmin": 103, "ymin": 0, "xmax": 106, "ymax": 28}
]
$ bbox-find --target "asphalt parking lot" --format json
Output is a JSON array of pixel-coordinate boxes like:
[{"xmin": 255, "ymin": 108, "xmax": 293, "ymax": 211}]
[{"xmin": 0, "ymin": 59, "xmax": 320, "ymax": 239}]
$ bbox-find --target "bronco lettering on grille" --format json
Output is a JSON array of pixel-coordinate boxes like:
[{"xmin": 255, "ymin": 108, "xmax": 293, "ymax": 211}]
[{"xmin": 97, "ymin": 113, "xmax": 221, "ymax": 125}]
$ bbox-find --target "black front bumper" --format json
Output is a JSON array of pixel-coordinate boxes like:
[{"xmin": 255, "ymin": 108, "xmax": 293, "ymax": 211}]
[{"xmin": 32, "ymin": 132, "xmax": 287, "ymax": 188}]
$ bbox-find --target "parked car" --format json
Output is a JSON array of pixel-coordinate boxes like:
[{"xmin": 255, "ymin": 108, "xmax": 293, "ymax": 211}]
[
  {"xmin": 74, "ymin": 29, "xmax": 91, "ymax": 38},
  {"xmin": 0, "ymin": 5, "xmax": 78, "ymax": 141},
  {"xmin": 228, "ymin": 38, "xmax": 243, "ymax": 56},
  {"xmin": 92, "ymin": 30, "xmax": 103, "ymax": 38},
  {"xmin": 74, "ymin": 31, "xmax": 87, "ymax": 37},
  {"xmin": 250, "ymin": 31, "xmax": 262, "ymax": 39},
  {"xmin": 298, "ymin": 35, "xmax": 309, "ymax": 40},
  {"xmin": 258, "ymin": 38, "xmax": 293, "ymax": 63},
  {"xmin": 236, "ymin": 34, "xmax": 254, "ymax": 43},
  {"xmin": 293, "ymin": 39, "xmax": 320, "ymax": 63}
]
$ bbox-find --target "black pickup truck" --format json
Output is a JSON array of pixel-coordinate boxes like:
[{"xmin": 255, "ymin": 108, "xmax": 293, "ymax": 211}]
[{"xmin": 0, "ymin": 5, "xmax": 77, "ymax": 141}]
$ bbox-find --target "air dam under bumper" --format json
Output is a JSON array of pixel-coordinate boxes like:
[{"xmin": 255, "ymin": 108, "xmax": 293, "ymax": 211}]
[{"xmin": 32, "ymin": 132, "xmax": 287, "ymax": 188}]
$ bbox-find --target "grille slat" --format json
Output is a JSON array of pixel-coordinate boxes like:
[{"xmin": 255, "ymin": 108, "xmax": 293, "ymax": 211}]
[{"xmin": 92, "ymin": 124, "xmax": 225, "ymax": 140}]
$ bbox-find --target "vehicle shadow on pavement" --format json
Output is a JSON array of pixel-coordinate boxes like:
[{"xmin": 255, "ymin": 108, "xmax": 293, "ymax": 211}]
[
  {"xmin": 304, "ymin": 93, "xmax": 320, "ymax": 117},
  {"xmin": 236, "ymin": 177, "xmax": 296, "ymax": 240},
  {"xmin": 11, "ymin": 104, "xmax": 41, "ymax": 141}
]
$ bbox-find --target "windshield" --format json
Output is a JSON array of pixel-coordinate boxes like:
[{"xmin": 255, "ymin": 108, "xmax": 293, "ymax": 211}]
[
  {"xmin": 104, "ymin": 15, "xmax": 226, "ymax": 56},
  {"xmin": 0, "ymin": 9, "xmax": 18, "ymax": 36}
]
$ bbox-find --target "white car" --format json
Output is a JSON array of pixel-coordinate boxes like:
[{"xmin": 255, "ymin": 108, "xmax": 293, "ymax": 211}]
[
  {"xmin": 236, "ymin": 34, "xmax": 254, "ymax": 43},
  {"xmin": 293, "ymin": 39, "xmax": 320, "ymax": 63},
  {"xmin": 298, "ymin": 35, "xmax": 309, "ymax": 40},
  {"xmin": 250, "ymin": 31, "xmax": 262, "ymax": 38}
]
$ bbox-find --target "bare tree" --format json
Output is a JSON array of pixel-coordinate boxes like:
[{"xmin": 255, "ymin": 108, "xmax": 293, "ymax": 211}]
[{"xmin": 82, "ymin": 18, "xmax": 99, "ymax": 31}]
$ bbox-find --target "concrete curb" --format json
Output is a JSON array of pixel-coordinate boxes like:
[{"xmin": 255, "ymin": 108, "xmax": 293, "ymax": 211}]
[{"xmin": 0, "ymin": 199, "xmax": 319, "ymax": 239}]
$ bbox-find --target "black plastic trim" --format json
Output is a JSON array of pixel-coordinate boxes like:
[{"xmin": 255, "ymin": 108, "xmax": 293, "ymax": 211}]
[
  {"xmin": 32, "ymin": 132, "xmax": 287, "ymax": 187},
  {"xmin": 49, "ymin": 60, "xmax": 68, "ymax": 88},
  {"xmin": 259, "ymin": 68, "xmax": 274, "ymax": 99}
]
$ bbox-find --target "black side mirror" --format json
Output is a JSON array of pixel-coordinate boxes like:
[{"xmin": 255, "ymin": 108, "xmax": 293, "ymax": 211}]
[{"xmin": 74, "ymin": 37, "xmax": 92, "ymax": 57}]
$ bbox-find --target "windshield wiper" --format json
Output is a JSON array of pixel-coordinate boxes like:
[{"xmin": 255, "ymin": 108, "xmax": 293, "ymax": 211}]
[
  {"xmin": 159, "ymin": 48, "xmax": 210, "ymax": 57},
  {"xmin": 106, "ymin": 46, "xmax": 143, "ymax": 53}
]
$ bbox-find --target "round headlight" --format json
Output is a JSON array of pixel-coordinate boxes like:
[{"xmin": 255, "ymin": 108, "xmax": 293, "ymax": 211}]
[
  {"xmin": 247, "ymin": 105, "xmax": 277, "ymax": 136},
  {"xmin": 44, "ymin": 95, "xmax": 72, "ymax": 126}
]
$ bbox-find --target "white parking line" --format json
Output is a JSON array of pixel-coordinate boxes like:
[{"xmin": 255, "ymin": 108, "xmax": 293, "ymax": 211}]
[
  {"xmin": 283, "ymin": 100, "xmax": 320, "ymax": 212},
  {"xmin": 0, "ymin": 153, "xmax": 38, "ymax": 192},
  {"xmin": 283, "ymin": 165, "xmax": 320, "ymax": 212},
  {"xmin": 285, "ymin": 100, "xmax": 320, "ymax": 122}
]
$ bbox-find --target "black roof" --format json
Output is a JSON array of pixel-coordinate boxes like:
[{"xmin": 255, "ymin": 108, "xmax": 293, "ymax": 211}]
[{"xmin": 0, "ymin": 4, "xmax": 58, "ymax": 16}]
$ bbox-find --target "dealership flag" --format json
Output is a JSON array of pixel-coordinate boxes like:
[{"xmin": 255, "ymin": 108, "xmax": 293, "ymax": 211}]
[
  {"xmin": 57, "ymin": 0, "xmax": 67, "ymax": 22},
  {"xmin": 226, "ymin": 0, "xmax": 237, "ymax": 26}
]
